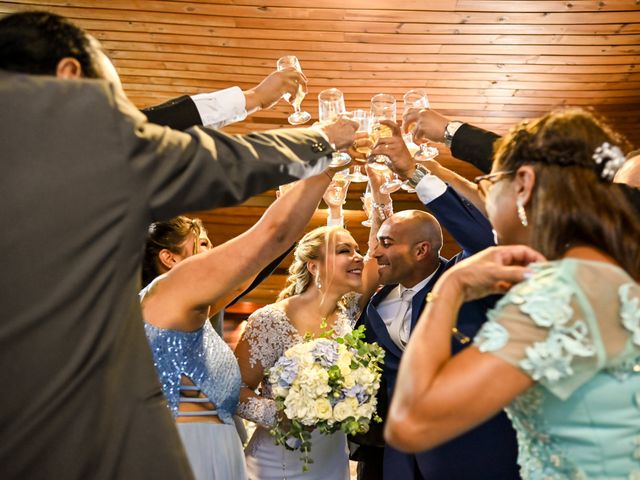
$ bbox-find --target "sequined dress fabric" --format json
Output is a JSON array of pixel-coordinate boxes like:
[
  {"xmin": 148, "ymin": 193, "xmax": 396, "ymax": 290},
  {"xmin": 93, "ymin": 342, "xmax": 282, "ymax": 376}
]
[
  {"xmin": 474, "ymin": 259, "xmax": 640, "ymax": 479},
  {"xmin": 144, "ymin": 320, "xmax": 241, "ymax": 425}
]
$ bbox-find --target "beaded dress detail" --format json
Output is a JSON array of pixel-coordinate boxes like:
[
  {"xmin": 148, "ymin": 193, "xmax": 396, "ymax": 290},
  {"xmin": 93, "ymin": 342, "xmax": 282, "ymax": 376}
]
[{"xmin": 475, "ymin": 259, "xmax": 640, "ymax": 479}]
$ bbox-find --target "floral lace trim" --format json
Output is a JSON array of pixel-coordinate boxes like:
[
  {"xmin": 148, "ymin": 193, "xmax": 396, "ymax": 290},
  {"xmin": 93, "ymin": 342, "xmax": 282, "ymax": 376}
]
[
  {"xmin": 237, "ymin": 396, "xmax": 277, "ymax": 429},
  {"xmin": 620, "ymin": 283, "xmax": 640, "ymax": 347},
  {"xmin": 506, "ymin": 386, "xmax": 587, "ymax": 480},
  {"xmin": 243, "ymin": 294, "xmax": 361, "ymax": 370},
  {"xmin": 476, "ymin": 263, "xmax": 595, "ymax": 383}
]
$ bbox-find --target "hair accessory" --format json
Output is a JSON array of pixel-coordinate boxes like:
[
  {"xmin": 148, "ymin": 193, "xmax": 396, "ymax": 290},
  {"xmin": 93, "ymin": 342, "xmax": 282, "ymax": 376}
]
[
  {"xmin": 593, "ymin": 142, "xmax": 625, "ymax": 180},
  {"xmin": 516, "ymin": 197, "xmax": 528, "ymax": 227}
]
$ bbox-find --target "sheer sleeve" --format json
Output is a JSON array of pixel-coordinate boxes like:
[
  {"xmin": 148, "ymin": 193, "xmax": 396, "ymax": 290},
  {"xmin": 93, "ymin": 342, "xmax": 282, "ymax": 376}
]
[
  {"xmin": 474, "ymin": 260, "xmax": 640, "ymax": 400},
  {"xmin": 235, "ymin": 305, "xmax": 298, "ymax": 428}
]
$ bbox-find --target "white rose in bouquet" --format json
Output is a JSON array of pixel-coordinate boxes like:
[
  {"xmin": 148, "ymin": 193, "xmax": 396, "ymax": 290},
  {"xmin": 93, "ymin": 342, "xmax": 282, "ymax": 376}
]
[{"xmin": 267, "ymin": 325, "xmax": 385, "ymax": 471}]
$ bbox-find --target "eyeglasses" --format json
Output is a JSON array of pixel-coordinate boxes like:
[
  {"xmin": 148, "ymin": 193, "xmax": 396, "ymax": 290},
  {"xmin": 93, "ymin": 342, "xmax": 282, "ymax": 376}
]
[{"xmin": 473, "ymin": 170, "xmax": 515, "ymax": 197}]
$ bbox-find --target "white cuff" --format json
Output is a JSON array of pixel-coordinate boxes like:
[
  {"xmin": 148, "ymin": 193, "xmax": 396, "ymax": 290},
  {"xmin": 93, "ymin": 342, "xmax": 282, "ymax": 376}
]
[
  {"xmin": 414, "ymin": 174, "xmax": 448, "ymax": 204},
  {"xmin": 191, "ymin": 86, "xmax": 247, "ymax": 129}
]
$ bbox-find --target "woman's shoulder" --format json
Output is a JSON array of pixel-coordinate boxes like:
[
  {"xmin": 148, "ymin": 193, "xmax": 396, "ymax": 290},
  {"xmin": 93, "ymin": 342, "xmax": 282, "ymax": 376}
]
[
  {"xmin": 245, "ymin": 300, "xmax": 293, "ymax": 333},
  {"xmin": 502, "ymin": 258, "xmax": 634, "ymax": 305}
]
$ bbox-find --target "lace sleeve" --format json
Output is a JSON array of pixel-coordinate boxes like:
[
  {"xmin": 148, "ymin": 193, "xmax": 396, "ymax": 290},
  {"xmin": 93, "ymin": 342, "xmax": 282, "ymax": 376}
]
[
  {"xmin": 241, "ymin": 305, "xmax": 297, "ymax": 370},
  {"xmin": 474, "ymin": 262, "xmax": 599, "ymax": 400},
  {"xmin": 237, "ymin": 396, "xmax": 277, "ymax": 429}
]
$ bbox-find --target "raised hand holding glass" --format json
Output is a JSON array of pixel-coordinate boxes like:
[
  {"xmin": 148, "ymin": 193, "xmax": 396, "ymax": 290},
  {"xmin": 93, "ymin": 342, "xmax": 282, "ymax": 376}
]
[
  {"xmin": 276, "ymin": 55, "xmax": 311, "ymax": 125},
  {"xmin": 403, "ymin": 89, "xmax": 439, "ymax": 160},
  {"xmin": 318, "ymin": 88, "xmax": 352, "ymax": 168}
]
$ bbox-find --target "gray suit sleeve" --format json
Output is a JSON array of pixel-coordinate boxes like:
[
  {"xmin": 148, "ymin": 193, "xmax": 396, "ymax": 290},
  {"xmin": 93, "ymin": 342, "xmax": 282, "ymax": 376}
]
[{"xmin": 112, "ymin": 87, "xmax": 334, "ymax": 220}]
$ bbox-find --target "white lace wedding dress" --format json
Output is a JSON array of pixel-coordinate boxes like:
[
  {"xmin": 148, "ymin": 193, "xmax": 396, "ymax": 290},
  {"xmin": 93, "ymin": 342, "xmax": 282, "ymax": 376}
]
[{"xmin": 237, "ymin": 293, "xmax": 361, "ymax": 480}]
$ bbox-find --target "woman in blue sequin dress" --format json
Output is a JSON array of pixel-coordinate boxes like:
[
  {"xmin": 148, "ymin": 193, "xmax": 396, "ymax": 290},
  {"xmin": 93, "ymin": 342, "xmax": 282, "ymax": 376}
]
[
  {"xmin": 139, "ymin": 172, "xmax": 338, "ymax": 479},
  {"xmin": 385, "ymin": 108, "xmax": 640, "ymax": 479}
]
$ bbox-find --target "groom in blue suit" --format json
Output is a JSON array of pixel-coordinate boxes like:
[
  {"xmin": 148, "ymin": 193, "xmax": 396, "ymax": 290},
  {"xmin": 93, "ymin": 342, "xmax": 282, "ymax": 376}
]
[{"xmin": 354, "ymin": 169, "xmax": 520, "ymax": 479}]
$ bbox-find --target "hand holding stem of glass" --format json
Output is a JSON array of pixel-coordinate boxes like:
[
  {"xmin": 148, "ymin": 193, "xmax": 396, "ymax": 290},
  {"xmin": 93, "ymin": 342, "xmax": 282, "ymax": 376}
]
[
  {"xmin": 276, "ymin": 55, "xmax": 311, "ymax": 125},
  {"xmin": 318, "ymin": 88, "xmax": 351, "ymax": 168},
  {"xmin": 369, "ymin": 93, "xmax": 397, "ymax": 168},
  {"xmin": 403, "ymin": 89, "xmax": 438, "ymax": 159},
  {"xmin": 350, "ymin": 110, "xmax": 373, "ymax": 160}
]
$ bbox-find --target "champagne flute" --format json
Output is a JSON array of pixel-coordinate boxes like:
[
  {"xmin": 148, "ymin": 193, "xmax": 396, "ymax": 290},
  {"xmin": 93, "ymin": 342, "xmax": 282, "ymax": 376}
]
[
  {"xmin": 369, "ymin": 94, "xmax": 403, "ymax": 192},
  {"xmin": 318, "ymin": 88, "xmax": 351, "ymax": 168},
  {"xmin": 348, "ymin": 109, "xmax": 371, "ymax": 182},
  {"xmin": 369, "ymin": 93, "xmax": 396, "ymax": 169},
  {"xmin": 276, "ymin": 55, "xmax": 311, "ymax": 125},
  {"xmin": 403, "ymin": 89, "xmax": 439, "ymax": 160},
  {"xmin": 379, "ymin": 164, "xmax": 403, "ymax": 194},
  {"xmin": 326, "ymin": 168, "xmax": 351, "ymax": 205}
]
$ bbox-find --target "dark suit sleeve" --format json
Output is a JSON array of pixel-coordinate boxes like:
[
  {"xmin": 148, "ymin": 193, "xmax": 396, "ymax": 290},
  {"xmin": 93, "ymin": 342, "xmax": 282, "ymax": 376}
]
[
  {"xmin": 450, "ymin": 123, "xmax": 501, "ymax": 174},
  {"xmin": 425, "ymin": 186, "xmax": 495, "ymax": 255},
  {"xmin": 112, "ymin": 87, "xmax": 333, "ymax": 221},
  {"xmin": 141, "ymin": 95, "xmax": 203, "ymax": 130}
]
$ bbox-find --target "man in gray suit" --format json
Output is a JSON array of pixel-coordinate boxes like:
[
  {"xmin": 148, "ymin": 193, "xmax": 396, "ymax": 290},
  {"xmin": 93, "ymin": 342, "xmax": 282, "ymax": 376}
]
[{"xmin": 0, "ymin": 11, "xmax": 356, "ymax": 480}]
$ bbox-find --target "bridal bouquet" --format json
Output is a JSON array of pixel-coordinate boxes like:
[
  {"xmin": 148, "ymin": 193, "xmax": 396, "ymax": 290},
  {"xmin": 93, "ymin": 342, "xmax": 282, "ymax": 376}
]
[{"xmin": 267, "ymin": 325, "xmax": 384, "ymax": 470}]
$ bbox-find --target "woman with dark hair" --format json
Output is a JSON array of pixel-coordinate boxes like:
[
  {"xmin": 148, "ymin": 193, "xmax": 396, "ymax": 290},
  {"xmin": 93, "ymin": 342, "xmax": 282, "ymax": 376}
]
[
  {"xmin": 140, "ymin": 171, "xmax": 341, "ymax": 479},
  {"xmin": 384, "ymin": 108, "xmax": 640, "ymax": 479}
]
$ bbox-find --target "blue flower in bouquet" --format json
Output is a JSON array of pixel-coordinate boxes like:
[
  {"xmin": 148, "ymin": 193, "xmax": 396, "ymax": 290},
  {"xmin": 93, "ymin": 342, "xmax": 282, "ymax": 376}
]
[
  {"xmin": 273, "ymin": 356, "xmax": 299, "ymax": 388},
  {"xmin": 311, "ymin": 338, "xmax": 339, "ymax": 367},
  {"xmin": 343, "ymin": 384, "xmax": 369, "ymax": 405},
  {"xmin": 268, "ymin": 325, "xmax": 385, "ymax": 472}
]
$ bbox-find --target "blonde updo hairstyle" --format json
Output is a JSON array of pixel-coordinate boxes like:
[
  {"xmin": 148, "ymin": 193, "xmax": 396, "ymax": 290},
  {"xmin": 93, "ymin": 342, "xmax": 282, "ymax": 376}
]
[{"xmin": 278, "ymin": 226, "xmax": 345, "ymax": 301}]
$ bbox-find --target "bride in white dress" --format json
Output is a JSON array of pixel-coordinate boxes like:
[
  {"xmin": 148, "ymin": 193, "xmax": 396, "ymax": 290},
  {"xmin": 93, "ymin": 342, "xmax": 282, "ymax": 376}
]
[{"xmin": 234, "ymin": 225, "xmax": 380, "ymax": 479}]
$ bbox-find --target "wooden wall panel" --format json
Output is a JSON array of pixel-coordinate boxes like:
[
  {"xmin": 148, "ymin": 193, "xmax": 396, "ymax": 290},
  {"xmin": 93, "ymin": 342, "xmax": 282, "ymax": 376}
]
[{"xmin": 2, "ymin": 0, "xmax": 639, "ymax": 315}]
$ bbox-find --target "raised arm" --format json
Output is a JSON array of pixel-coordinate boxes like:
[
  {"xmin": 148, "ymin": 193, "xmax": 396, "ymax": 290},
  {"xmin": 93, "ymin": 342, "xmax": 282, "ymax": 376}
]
[
  {"xmin": 372, "ymin": 121, "xmax": 494, "ymax": 255},
  {"xmin": 418, "ymin": 158, "xmax": 486, "ymax": 215},
  {"xmin": 141, "ymin": 171, "xmax": 335, "ymax": 330},
  {"xmin": 116, "ymin": 83, "xmax": 358, "ymax": 220},
  {"xmin": 402, "ymin": 107, "xmax": 499, "ymax": 174},
  {"xmin": 142, "ymin": 67, "xmax": 306, "ymax": 130}
]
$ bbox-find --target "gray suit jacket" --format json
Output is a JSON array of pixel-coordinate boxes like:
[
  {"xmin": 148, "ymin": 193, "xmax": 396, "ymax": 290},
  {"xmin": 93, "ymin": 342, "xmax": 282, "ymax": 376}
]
[{"xmin": 0, "ymin": 71, "xmax": 333, "ymax": 480}]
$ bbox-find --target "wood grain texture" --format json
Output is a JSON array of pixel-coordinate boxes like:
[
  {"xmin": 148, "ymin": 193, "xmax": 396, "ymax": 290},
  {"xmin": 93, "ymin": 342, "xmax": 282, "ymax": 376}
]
[{"xmin": 3, "ymin": 0, "xmax": 639, "ymax": 317}]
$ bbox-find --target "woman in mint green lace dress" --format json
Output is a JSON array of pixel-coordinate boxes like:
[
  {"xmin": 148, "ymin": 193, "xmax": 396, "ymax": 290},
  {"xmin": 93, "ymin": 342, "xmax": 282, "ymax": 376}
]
[{"xmin": 385, "ymin": 108, "xmax": 640, "ymax": 479}]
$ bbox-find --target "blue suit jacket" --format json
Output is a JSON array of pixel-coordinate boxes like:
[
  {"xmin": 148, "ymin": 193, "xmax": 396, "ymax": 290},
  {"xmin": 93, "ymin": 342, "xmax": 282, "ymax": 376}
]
[{"xmin": 358, "ymin": 186, "xmax": 520, "ymax": 480}]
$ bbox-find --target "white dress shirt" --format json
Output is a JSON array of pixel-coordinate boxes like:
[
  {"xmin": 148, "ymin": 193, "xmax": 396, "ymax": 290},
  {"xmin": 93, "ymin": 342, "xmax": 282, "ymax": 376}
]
[
  {"xmin": 191, "ymin": 86, "xmax": 248, "ymax": 129},
  {"xmin": 376, "ymin": 268, "xmax": 439, "ymax": 347}
]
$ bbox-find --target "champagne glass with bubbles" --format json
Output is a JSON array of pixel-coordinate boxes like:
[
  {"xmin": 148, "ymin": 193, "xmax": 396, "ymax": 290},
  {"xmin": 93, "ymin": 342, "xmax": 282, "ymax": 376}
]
[
  {"xmin": 318, "ymin": 88, "xmax": 351, "ymax": 168},
  {"xmin": 370, "ymin": 94, "xmax": 402, "ymax": 193},
  {"xmin": 276, "ymin": 55, "xmax": 311, "ymax": 125},
  {"xmin": 347, "ymin": 109, "xmax": 371, "ymax": 182},
  {"xmin": 403, "ymin": 89, "xmax": 439, "ymax": 160}
]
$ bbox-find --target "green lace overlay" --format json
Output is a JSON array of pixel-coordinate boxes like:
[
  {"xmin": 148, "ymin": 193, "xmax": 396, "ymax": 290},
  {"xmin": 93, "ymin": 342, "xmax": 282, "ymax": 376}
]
[{"xmin": 474, "ymin": 259, "xmax": 640, "ymax": 479}]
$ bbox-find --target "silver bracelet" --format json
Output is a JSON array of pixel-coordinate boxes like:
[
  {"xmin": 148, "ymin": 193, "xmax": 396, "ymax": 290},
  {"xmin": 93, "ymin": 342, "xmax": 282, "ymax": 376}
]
[{"xmin": 372, "ymin": 202, "xmax": 394, "ymax": 221}]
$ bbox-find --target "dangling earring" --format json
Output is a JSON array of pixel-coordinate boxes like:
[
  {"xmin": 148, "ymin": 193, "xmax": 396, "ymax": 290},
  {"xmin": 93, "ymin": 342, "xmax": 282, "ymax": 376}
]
[
  {"xmin": 315, "ymin": 273, "xmax": 322, "ymax": 290},
  {"xmin": 516, "ymin": 198, "xmax": 528, "ymax": 227}
]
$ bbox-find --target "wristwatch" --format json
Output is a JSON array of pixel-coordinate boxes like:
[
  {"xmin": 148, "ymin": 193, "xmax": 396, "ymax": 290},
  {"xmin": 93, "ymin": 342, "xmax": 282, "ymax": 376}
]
[
  {"xmin": 405, "ymin": 163, "xmax": 429, "ymax": 189},
  {"xmin": 443, "ymin": 120, "xmax": 463, "ymax": 148}
]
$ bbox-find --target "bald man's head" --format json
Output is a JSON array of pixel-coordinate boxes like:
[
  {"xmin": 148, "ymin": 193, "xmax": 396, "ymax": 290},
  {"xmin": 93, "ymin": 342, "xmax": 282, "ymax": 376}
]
[
  {"xmin": 373, "ymin": 210, "xmax": 443, "ymax": 287},
  {"xmin": 614, "ymin": 153, "xmax": 640, "ymax": 188}
]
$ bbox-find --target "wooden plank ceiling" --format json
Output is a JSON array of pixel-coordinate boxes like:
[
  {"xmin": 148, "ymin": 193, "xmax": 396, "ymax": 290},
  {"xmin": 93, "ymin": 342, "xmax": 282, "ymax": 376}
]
[{"xmin": 3, "ymin": 0, "xmax": 639, "ymax": 314}]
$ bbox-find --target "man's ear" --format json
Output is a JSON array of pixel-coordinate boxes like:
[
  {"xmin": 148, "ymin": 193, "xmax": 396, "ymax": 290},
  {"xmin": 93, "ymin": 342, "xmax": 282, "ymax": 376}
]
[
  {"xmin": 158, "ymin": 249, "xmax": 178, "ymax": 271},
  {"xmin": 414, "ymin": 241, "xmax": 431, "ymax": 261},
  {"xmin": 56, "ymin": 57, "xmax": 82, "ymax": 79}
]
